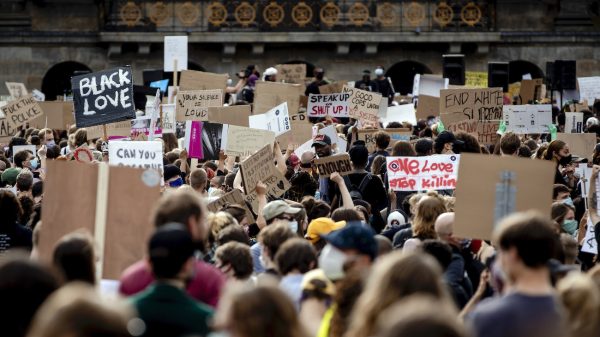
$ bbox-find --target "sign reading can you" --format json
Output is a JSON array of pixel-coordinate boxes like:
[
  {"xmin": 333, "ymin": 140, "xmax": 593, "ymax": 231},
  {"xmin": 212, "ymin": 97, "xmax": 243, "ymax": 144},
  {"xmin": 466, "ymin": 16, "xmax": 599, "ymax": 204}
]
[{"xmin": 71, "ymin": 66, "xmax": 136, "ymax": 128}]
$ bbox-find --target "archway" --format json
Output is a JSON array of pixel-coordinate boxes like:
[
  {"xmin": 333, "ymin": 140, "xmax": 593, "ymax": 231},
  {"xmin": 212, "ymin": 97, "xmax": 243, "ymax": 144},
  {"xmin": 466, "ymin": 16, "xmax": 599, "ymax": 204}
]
[
  {"xmin": 283, "ymin": 60, "xmax": 316, "ymax": 78},
  {"xmin": 508, "ymin": 60, "xmax": 544, "ymax": 83},
  {"xmin": 386, "ymin": 61, "xmax": 433, "ymax": 95},
  {"xmin": 41, "ymin": 61, "xmax": 92, "ymax": 101}
]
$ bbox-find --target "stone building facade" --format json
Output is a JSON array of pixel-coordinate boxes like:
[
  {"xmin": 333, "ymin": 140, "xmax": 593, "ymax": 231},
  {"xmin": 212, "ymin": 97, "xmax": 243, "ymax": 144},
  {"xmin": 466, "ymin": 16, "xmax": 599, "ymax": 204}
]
[{"xmin": 0, "ymin": 0, "xmax": 599, "ymax": 99}]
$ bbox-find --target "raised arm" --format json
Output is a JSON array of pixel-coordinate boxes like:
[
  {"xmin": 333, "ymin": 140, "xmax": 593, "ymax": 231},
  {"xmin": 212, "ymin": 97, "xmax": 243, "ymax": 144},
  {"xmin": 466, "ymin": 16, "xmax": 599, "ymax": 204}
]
[
  {"xmin": 330, "ymin": 172, "xmax": 354, "ymax": 209},
  {"xmin": 588, "ymin": 165, "xmax": 600, "ymax": 224}
]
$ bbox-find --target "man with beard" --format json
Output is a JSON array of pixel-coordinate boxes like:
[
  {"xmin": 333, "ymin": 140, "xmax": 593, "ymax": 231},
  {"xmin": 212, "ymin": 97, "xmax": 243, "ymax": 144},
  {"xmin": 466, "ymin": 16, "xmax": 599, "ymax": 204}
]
[{"xmin": 312, "ymin": 134, "xmax": 335, "ymax": 204}]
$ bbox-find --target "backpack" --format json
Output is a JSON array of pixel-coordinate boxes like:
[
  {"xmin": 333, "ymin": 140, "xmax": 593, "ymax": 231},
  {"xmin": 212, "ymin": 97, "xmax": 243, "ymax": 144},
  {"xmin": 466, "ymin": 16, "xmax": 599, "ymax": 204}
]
[{"xmin": 343, "ymin": 173, "xmax": 373, "ymax": 201}]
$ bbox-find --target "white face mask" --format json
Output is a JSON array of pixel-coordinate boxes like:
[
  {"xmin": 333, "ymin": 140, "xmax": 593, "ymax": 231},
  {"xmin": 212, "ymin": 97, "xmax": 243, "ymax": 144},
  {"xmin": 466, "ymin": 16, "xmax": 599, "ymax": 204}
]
[
  {"xmin": 289, "ymin": 220, "xmax": 298, "ymax": 233},
  {"xmin": 318, "ymin": 244, "xmax": 347, "ymax": 281}
]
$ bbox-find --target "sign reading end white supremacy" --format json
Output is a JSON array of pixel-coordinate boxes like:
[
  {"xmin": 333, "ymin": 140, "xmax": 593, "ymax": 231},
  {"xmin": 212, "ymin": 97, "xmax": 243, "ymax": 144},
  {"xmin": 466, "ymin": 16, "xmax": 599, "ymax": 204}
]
[{"xmin": 71, "ymin": 66, "xmax": 136, "ymax": 128}]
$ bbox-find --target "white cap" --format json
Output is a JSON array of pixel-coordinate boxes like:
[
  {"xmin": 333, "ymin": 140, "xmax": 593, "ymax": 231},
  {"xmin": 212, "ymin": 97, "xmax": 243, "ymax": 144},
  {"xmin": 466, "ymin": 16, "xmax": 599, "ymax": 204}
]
[
  {"xmin": 264, "ymin": 67, "xmax": 278, "ymax": 76},
  {"xmin": 374, "ymin": 68, "xmax": 384, "ymax": 76}
]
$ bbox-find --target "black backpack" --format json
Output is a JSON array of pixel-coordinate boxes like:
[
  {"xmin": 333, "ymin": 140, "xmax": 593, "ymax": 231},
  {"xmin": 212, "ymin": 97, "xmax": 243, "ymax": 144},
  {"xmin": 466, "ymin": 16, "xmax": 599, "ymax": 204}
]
[{"xmin": 343, "ymin": 174, "xmax": 373, "ymax": 201}]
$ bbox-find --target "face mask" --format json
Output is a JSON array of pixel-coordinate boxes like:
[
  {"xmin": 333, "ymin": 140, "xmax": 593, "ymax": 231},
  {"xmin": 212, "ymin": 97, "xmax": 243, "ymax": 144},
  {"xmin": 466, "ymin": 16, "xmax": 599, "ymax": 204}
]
[
  {"xmin": 226, "ymin": 79, "xmax": 233, "ymax": 86},
  {"xmin": 318, "ymin": 244, "xmax": 347, "ymax": 281},
  {"xmin": 559, "ymin": 154, "xmax": 572, "ymax": 166},
  {"xmin": 562, "ymin": 219, "xmax": 578, "ymax": 235},
  {"xmin": 169, "ymin": 177, "xmax": 183, "ymax": 188},
  {"xmin": 289, "ymin": 220, "xmax": 298, "ymax": 233},
  {"xmin": 29, "ymin": 159, "xmax": 39, "ymax": 170},
  {"xmin": 46, "ymin": 140, "xmax": 55, "ymax": 146},
  {"xmin": 562, "ymin": 197, "xmax": 574, "ymax": 207}
]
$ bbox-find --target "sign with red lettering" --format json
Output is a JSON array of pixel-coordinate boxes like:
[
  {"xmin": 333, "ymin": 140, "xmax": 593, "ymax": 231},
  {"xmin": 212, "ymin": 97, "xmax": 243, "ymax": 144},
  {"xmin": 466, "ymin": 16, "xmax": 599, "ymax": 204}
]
[
  {"xmin": 307, "ymin": 93, "xmax": 349, "ymax": 118},
  {"xmin": 386, "ymin": 155, "xmax": 460, "ymax": 191},
  {"xmin": 342, "ymin": 86, "xmax": 381, "ymax": 125}
]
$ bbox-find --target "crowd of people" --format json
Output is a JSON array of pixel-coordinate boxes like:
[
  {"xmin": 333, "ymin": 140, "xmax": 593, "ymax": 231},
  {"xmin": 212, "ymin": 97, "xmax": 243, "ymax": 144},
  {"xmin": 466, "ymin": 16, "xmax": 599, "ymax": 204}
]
[{"xmin": 2, "ymin": 65, "xmax": 600, "ymax": 337}]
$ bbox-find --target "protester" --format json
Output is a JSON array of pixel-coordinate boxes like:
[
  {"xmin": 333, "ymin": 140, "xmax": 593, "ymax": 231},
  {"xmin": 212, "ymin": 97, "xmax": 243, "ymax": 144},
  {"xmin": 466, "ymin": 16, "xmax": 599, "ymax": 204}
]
[
  {"xmin": 53, "ymin": 231, "xmax": 96, "ymax": 285},
  {"xmin": 275, "ymin": 238, "xmax": 318, "ymax": 309},
  {"xmin": 215, "ymin": 241, "xmax": 254, "ymax": 284},
  {"xmin": 305, "ymin": 68, "xmax": 327, "ymax": 96},
  {"xmin": 355, "ymin": 70, "xmax": 376, "ymax": 92}
]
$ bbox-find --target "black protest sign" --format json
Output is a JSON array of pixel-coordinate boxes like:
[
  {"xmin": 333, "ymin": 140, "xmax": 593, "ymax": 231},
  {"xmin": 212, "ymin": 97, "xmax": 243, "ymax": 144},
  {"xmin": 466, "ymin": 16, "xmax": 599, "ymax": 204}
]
[{"xmin": 71, "ymin": 66, "xmax": 136, "ymax": 128}]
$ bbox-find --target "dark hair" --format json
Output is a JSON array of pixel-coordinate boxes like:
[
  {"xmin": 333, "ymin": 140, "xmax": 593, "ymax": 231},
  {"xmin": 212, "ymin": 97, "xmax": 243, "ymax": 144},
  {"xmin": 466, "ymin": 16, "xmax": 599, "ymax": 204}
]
[
  {"xmin": 331, "ymin": 208, "xmax": 362, "ymax": 222},
  {"xmin": 32, "ymin": 181, "xmax": 43, "ymax": 199},
  {"xmin": 301, "ymin": 196, "xmax": 331, "ymax": 223},
  {"xmin": 455, "ymin": 132, "xmax": 481, "ymax": 154},
  {"xmin": 330, "ymin": 271, "xmax": 365, "ymax": 337},
  {"xmin": 543, "ymin": 140, "xmax": 567, "ymax": 161},
  {"xmin": 217, "ymin": 225, "xmax": 250, "ymax": 246},
  {"xmin": 14, "ymin": 150, "xmax": 31, "ymax": 168},
  {"xmin": 517, "ymin": 145, "xmax": 532, "ymax": 158},
  {"xmin": 258, "ymin": 223, "xmax": 296, "ymax": 260},
  {"xmin": 16, "ymin": 172, "xmax": 33, "ymax": 192},
  {"xmin": 149, "ymin": 224, "xmax": 195, "ymax": 279},
  {"xmin": 30, "ymin": 135, "xmax": 41, "ymax": 146},
  {"xmin": 275, "ymin": 238, "xmax": 317, "ymax": 275},
  {"xmin": 392, "ymin": 141, "xmax": 416, "ymax": 157},
  {"xmin": 152, "ymin": 189, "xmax": 203, "ymax": 229},
  {"xmin": 18, "ymin": 195, "xmax": 34, "ymax": 226},
  {"xmin": 162, "ymin": 133, "xmax": 179, "ymax": 153},
  {"xmin": 387, "ymin": 122, "xmax": 403, "ymax": 129},
  {"xmin": 46, "ymin": 144, "xmax": 61, "ymax": 159},
  {"xmin": 74, "ymin": 128, "xmax": 88, "ymax": 147},
  {"xmin": 53, "ymin": 232, "xmax": 96, "ymax": 285},
  {"xmin": 496, "ymin": 212, "xmax": 559, "ymax": 268},
  {"xmin": 221, "ymin": 204, "xmax": 248, "ymax": 225},
  {"xmin": 552, "ymin": 184, "xmax": 570, "ymax": 200},
  {"xmin": 421, "ymin": 240, "xmax": 453, "ymax": 270},
  {"xmin": 500, "ymin": 132, "xmax": 521, "ymax": 155},
  {"xmin": 215, "ymin": 241, "xmax": 253, "ymax": 279},
  {"xmin": 374, "ymin": 131, "xmax": 391, "ymax": 150},
  {"xmin": 0, "ymin": 190, "xmax": 22, "ymax": 228}
]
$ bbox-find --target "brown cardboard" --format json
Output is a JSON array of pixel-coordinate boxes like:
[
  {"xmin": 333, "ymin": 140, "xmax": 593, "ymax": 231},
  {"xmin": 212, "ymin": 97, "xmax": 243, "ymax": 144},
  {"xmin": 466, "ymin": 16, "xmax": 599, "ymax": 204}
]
[
  {"xmin": 445, "ymin": 119, "xmax": 479, "ymax": 136},
  {"xmin": 206, "ymin": 189, "xmax": 255, "ymax": 221},
  {"xmin": 518, "ymin": 79, "xmax": 543, "ymax": 105},
  {"xmin": 1, "ymin": 95, "xmax": 43, "ymax": 130},
  {"xmin": 208, "ymin": 105, "xmax": 251, "ymax": 127},
  {"xmin": 276, "ymin": 118, "xmax": 314, "ymax": 149},
  {"xmin": 29, "ymin": 101, "xmax": 75, "ymax": 130},
  {"xmin": 556, "ymin": 133, "xmax": 597, "ymax": 160},
  {"xmin": 319, "ymin": 82, "xmax": 345, "ymax": 94},
  {"xmin": 0, "ymin": 118, "xmax": 16, "ymax": 144},
  {"xmin": 86, "ymin": 120, "xmax": 131, "ymax": 140},
  {"xmin": 353, "ymin": 128, "xmax": 412, "ymax": 153},
  {"xmin": 179, "ymin": 70, "xmax": 228, "ymax": 91},
  {"xmin": 416, "ymin": 95, "xmax": 439, "ymax": 120},
  {"xmin": 254, "ymin": 81, "xmax": 303, "ymax": 115},
  {"xmin": 453, "ymin": 153, "xmax": 555, "ymax": 240},
  {"xmin": 342, "ymin": 85, "xmax": 381, "ymax": 125},
  {"xmin": 314, "ymin": 153, "xmax": 353, "ymax": 177},
  {"xmin": 275, "ymin": 64, "xmax": 306, "ymax": 84},
  {"xmin": 175, "ymin": 89, "xmax": 223, "ymax": 121},
  {"xmin": 439, "ymin": 88, "xmax": 503, "ymax": 124},
  {"xmin": 224, "ymin": 125, "xmax": 276, "ymax": 157}
]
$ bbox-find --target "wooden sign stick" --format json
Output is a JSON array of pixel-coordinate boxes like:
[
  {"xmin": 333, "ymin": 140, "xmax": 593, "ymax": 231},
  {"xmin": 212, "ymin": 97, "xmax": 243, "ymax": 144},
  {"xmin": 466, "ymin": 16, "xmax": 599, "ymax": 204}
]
[
  {"xmin": 103, "ymin": 124, "xmax": 108, "ymax": 141},
  {"xmin": 173, "ymin": 59, "xmax": 178, "ymax": 87}
]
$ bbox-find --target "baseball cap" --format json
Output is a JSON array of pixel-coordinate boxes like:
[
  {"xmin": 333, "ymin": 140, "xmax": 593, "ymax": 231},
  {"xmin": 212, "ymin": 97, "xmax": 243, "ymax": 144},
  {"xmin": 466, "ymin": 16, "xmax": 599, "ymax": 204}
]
[
  {"xmin": 262, "ymin": 200, "xmax": 301, "ymax": 222},
  {"xmin": 435, "ymin": 131, "xmax": 464, "ymax": 147},
  {"xmin": 305, "ymin": 217, "xmax": 346, "ymax": 243},
  {"xmin": 1, "ymin": 167, "xmax": 21, "ymax": 186},
  {"xmin": 321, "ymin": 222, "xmax": 377, "ymax": 260},
  {"xmin": 264, "ymin": 67, "xmax": 278, "ymax": 76},
  {"xmin": 312, "ymin": 134, "xmax": 332, "ymax": 147}
]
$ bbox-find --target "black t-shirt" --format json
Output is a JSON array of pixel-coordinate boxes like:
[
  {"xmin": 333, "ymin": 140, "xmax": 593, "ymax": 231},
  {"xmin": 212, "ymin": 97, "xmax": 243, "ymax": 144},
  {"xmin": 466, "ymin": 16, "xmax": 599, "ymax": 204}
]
[
  {"xmin": 0, "ymin": 222, "xmax": 33, "ymax": 253},
  {"xmin": 338, "ymin": 172, "xmax": 388, "ymax": 213}
]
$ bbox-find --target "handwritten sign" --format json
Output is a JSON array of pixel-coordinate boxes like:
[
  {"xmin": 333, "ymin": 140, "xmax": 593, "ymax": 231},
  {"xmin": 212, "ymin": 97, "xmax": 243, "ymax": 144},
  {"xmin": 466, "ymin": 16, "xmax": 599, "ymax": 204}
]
[
  {"xmin": 1, "ymin": 95, "xmax": 43, "ymax": 130},
  {"xmin": 5, "ymin": 82, "xmax": 28, "ymax": 99},
  {"xmin": 161, "ymin": 104, "xmax": 176, "ymax": 133},
  {"xmin": 108, "ymin": 141, "xmax": 164, "ymax": 179},
  {"xmin": 131, "ymin": 116, "xmax": 162, "ymax": 138},
  {"xmin": 248, "ymin": 102, "xmax": 291, "ymax": 136},
  {"xmin": 578, "ymin": 77, "xmax": 600, "ymax": 107},
  {"xmin": 175, "ymin": 89, "xmax": 223, "ymax": 121},
  {"xmin": 314, "ymin": 154, "xmax": 352, "ymax": 178},
  {"xmin": 0, "ymin": 118, "xmax": 16, "ymax": 141},
  {"xmin": 307, "ymin": 93, "xmax": 349, "ymax": 118},
  {"xmin": 276, "ymin": 118, "xmax": 314, "ymax": 150},
  {"xmin": 276, "ymin": 64, "xmax": 306, "ymax": 84},
  {"xmin": 503, "ymin": 104, "xmax": 552, "ymax": 134},
  {"xmin": 439, "ymin": 88, "xmax": 503, "ymax": 124},
  {"xmin": 386, "ymin": 155, "xmax": 460, "ymax": 191},
  {"xmin": 446, "ymin": 119, "xmax": 479, "ymax": 137},
  {"xmin": 206, "ymin": 189, "xmax": 254, "ymax": 221},
  {"xmin": 179, "ymin": 70, "xmax": 228, "ymax": 91},
  {"xmin": 222, "ymin": 125, "xmax": 276, "ymax": 157},
  {"xmin": 71, "ymin": 67, "xmax": 135, "ymax": 128},
  {"xmin": 342, "ymin": 86, "xmax": 381, "ymax": 125},
  {"xmin": 566, "ymin": 112, "xmax": 584, "ymax": 134},
  {"xmin": 164, "ymin": 36, "xmax": 188, "ymax": 72}
]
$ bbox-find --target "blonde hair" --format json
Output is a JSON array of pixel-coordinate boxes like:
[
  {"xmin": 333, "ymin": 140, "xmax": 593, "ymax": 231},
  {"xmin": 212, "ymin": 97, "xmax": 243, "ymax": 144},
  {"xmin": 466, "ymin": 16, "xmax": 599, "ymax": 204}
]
[
  {"xmin": 345, "ymin": 252, "xmax": 452, "ymax": 337},
  {"xmin": 412, "ymin": 192, "xmax": 447, "ymax": 239},
  {"xmin": 557, "ymin": 273, "xmax": 600, "ymax": 337},
  {"xmin": 207, "ymin": 211, "xmax": 238, "ymax": 245}
]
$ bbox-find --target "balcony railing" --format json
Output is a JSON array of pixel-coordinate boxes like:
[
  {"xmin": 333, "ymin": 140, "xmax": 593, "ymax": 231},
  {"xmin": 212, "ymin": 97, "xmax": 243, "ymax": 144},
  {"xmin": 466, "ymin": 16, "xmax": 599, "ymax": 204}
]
[{"xmin": 103, "ymin": 0, "xmax": 495, "ymax": 33}]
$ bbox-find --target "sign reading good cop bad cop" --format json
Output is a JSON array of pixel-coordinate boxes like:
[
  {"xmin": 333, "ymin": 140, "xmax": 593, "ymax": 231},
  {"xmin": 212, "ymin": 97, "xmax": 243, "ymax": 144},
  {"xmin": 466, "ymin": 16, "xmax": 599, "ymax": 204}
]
[
  {"xmin": 342, "ymin": 86, "xmax": 381, "ymax": 125},
  {"xmin": 71, "ymin": 66, "xmax": 135, "ymax": 128},
  {"xmin": 386, "ymin": 155, "xmax": 460, "ymax": 191}
]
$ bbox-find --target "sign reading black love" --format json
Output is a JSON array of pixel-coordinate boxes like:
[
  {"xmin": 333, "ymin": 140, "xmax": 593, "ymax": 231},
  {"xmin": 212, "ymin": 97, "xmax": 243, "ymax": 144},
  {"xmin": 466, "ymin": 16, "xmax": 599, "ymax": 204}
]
[{"xmin": 71, "ymin": 66, "xmax": 136, "ymax": 128}]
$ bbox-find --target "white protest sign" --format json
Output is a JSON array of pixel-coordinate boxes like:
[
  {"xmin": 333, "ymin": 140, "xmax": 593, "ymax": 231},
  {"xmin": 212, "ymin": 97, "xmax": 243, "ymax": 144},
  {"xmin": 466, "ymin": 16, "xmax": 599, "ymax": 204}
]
[
  {"xmin": 221, "ymin": 124, "xmax": 276, "ymax": 158},
  {"xmin": 161, "ymin": 104, "xmax": 176, "ymax": 133},
  {"xmin": 577, "ymin": 77, "xmax": 600, "ymax": 107},
  {"xmin": 381, "ymin": 104, "xmax": 417, "ymax": 126},
  {"xmin": 149, "ymin": 89, "xmax": 161, "ymax": 141},
  {"xmin": 12, "ymin": 144, "xmax": 37, "ymax": 161},
  {"xmin": 413, "ymin": 74, "xmax": 449, "ymax": 97},
  {"xmin": 574, "ymin": 163, "xmax": 592, "ymax": 198},
  {"xmin": 293, "ymin": 138, "xmax": 315, "ymax": 158},
  {"xmin": 386, "ymin": 155, "xmax": 460, "ymax": 191},
  {"xmin": 307, "ymin": 93, "xmax": 349, "ymax": 118},
  {"xmin": 317, "ymin": 125, "xmax": 347, "ymax": 153},
  {"xmin": 32, "ymin": 89, "xmax": 45, "ymax": 102},
  {"xmin": 248, "ymin": 102, "xmax": 291, "ymax": 136},
  {"xmin": 164, "ymin": 36, "xmax": 188, "ymax": 72},
  {"xmin": 5, "ymin": 82, "xmax": 28, "ymax": 100},
  {"xmin": 503, "ymin": 104, "xmax": 552, "ymax": 134},
  {"xmin": 108, "ymin": 141, "xmax": 164, "ymax": 182},
  {"xmin": 342, "ymin": 86, "xmax": 381, "ymax": 125},
  {"xmin": 565, "ymin": 112, "xmax": 584, "ymax": 134},
  {"xmin": 582, "ymin": 217, "xmax": 598, "ymax": 254}
]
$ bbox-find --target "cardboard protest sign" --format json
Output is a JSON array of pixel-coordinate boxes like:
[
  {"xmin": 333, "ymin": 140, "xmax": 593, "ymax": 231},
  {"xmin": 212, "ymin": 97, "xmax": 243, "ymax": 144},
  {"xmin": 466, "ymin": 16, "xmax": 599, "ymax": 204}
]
[
  {"xmin": 131, "ymin": 117, "xmax": 162, "ymax": 138},
  {"xmin": 454, "ymin": 154, "xmax": 555, "ymax": 240},
  {"xmin": 0, "ymin": 101, "xmax": 5, "ymax": 119},
  {"xmin": 556, "ymin": 133, "xmax": 596, "ymax": 160},
  {"xmin": 175, "ymin": 89, "xmax": 223, "ymax": 121},
  {"xmin": 276, "ymin": 117, "xmax": 314, "ymax": 150},
  {"xmin": 465, "ymin": 72, "xmax": 488, "ymax": 88},
  {"xmin": 206, "ymin": 189, "xmax": 255, "ymax": 221},
  {"xmin": 161, "ymin": 104, "xmax": 176, "ymax": 133},
  {"xmin": 39, "ymin": 161, "xmax": 160, "ymax": 279},
  {"xmin": 179, "ymin": 70, "xmax": 228, "ymax": 91},
  {"xmin": 28, "ymin": 101, "xmax": 74, "ymax": 130},
  {"xmin": 477, "ymin": 121, "xmax": 500, "ymax": 145},
  {"xmin": 276, "ymin": 64, "xmax": 306, "ymax": 84},
  {"xmin": 5, "ymin": 82, "xmax": 28, "ymax": 99},
  {"xmin": 86, "ymin": 120, "xmax": 131, "ymax": 140},
  {"xmin": 108, "ymin": 141, "xmax": 164, "ymax": 176},
  {"xmin": 518, "ymin": 79, "xmax": 543, "ymax": 105},
  {"xmin": 164, "ymin": 36, "xmax": 188, "ymax": 72},
  {"xmin": 0, "ymin": 118, "xmax": 16, "ymax": 143},
  {"xmin": 0, "ymin": 95, "xmax": 43, "ymax": 130},
  {"xmin": 445, "ymin": 119, "xmax": 479, "ymax": 137},
  {"xmin": 249, "ymin": 102, "xmax": 291, "ymax": 136},
  {"xmin": 307, "ymin": 93, "xmax": 349, "ymax": 118},
  {"xmin": 71, "ymin": 66, "xmax": 135, "ymax": 128},
  {"xmin": 353, "ymin": 128, "xmax": 412, "ymax": 153},
  {"xmin": 342, "ymin": 86, "xmax": 381, "ymax": 125},
  {"xmin": 382, "ymin": 104, "xmax": 417, "ymax": 126},
  {"xmin": 577, "ymin": 77, "xmax": 600, "ymax": 107},
  {"xmin": 415, "ymin": 95, "xmax": 439, "ymax": 120},
  {"xmin": 439, "ymin": 88, "xmax": 503, "ymax": 123},
  {"xmin": 318, "ymin": 82, "xmax": 345, "ymax": 94},
  {"xmin": 386, "ymin": 155, "xmax": 460, "ymax": 191},
  {"xmin": 221, "ymin": 125, "xmax": 276, "ymax": 157},
  {"xmin": 184, "ymin": 121, "xmax": 203, "ymax": 159},
  {"xmin": 413, "ymin": 74, "xmax": 448, "ymax": 97},
  {"xmin": 254, "ymin": 81, "xmax": 303, "ymax": 115},
  {"xmin": 565, "ymin": 112, "xmax": 584, "ymax": 134},
  {"xmin": 503, "ymin": 104, "xmax": 552, "ymax": 134},
  {"xmin": 12, "ymin": 144, "xmax": 37, "ymax": 161},
  {"xmin": 582, "ymin": 217, "xmax": 598, "ymax": 254},
  {"xmin": 314, "ymin": 153, "xmax": 352, "ymax": 178},
  {"xmin": 208, "ymin": 105, "xmax": 251, "ymax": 127}
]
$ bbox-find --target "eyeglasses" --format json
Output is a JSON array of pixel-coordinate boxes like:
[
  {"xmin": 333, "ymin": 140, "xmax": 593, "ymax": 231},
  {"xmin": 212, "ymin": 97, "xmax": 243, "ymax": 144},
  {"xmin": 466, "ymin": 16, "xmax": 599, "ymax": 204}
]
[{"xmin": 276, "ymin": 215, "xmax": 294, "ymax": 221}]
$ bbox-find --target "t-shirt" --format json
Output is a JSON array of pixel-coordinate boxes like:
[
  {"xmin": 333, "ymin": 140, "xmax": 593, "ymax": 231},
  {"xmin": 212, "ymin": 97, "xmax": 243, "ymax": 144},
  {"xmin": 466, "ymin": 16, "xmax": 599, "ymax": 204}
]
[
  {"xmin": 0, "ymin": 222, "xmax": 32, "ymax": 254},
  {"xmin": 467, "ymin": 292, "xmax": 567, "ymax": 337}
]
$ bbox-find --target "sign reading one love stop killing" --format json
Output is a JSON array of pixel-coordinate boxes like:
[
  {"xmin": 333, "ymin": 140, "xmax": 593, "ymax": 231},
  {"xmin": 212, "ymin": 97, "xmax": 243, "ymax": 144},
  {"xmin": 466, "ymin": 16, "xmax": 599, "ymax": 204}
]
[{"xmin": 71, "ymin": 66, "xmax": 136, "ymax": 128}]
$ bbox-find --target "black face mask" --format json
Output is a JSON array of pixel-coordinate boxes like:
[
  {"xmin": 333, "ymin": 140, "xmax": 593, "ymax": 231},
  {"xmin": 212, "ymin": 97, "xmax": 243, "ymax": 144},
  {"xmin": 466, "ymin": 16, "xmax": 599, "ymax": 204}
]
[{"xmin": 559, "ymin": 154, "xmax": 572, "ymax": 166}]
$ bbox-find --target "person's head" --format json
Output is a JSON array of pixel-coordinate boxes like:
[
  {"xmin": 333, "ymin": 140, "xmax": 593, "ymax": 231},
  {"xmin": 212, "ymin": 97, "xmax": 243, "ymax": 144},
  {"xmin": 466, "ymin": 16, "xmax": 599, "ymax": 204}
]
[
  {"xmin": 543, "ymin": 140, "xmax": 570, "ymax": 162},
  {"xmin": 560, "ymin": 233, "xmax": 578, "ymax": 265},
  {"xmin": 314, "ymin": 67, "xmax": 325, "ymax": 81},
  {"xmin": 215, "ymin": 241, "xmax": 253, "ymax": 281},
  {"xmin": 301, "ymin": 196, "xmax": 331, "ymax": 223},
  {"xmin": 215, "ymin": 285, "xmax": 306, "ymax": 337},
  {"xmin": 73, "ymin": 128, "xmax": 88, "ymax": 147},
  {"xmin": 26, "ymin": 283, "xmax": 132, "ymax": 337},
  {"xmin": 305, "ymin": 217, "xmax": 346, "ymax": 251},
  {"xmin": 319, "ymin": 223, "xmax": 377, "ymax": 281},
  {"xmin": 412, "ymin": 193, "xmax": 447, "ymax": 241},
  {"xmin": 557, "ymin": 273, "xmax": 600, "ymax": 337},
  {"xmin": 346, "ymin": 252, "xmax": 450, "ymax": 337},
  {"xmin": 420, "ymin": 240, "xmax": 453, "ymax": 270},
  {"xmin": 275, "ymin": 238, "xmax": 317, "ymax": 275},
  {"xmin": 386, "ymin": 210, "xmax": 407, "ymax": 228},
  {"xmin": 391, "ymin": 141, "xmax": 416, "ymax": 157},
  {"xmin": 373, "ymin": 131, "xmax": 391, "ymax": 151},
  {"xmin": 16, "ymin": 169, "xmax": 34, "ymax": 193},
  {"xmin": 52, "ymin": 231, "xmax": 96, "ymax": 285},
  {"xmin": 434, "ymin": 212, "xmax": 455, "ymax": 243},
  {"xmin": 494, "ymin": 212, "xmax": 559, "ymax": 282},
  {"xmin": 499, "ymin": 132, "xmax": 521, "ymax": 156},
  {"xmin": 375, "ymin": 235, "xmax": 393, "ymax": 257},
  {"xmin": 207, "ymin": 211, "xmax": 238, "ymax": 245},
  {"xmin": 0, "ymin": 189, "xmax": 22, "ymax": 228},
  {"xmin": 517, "ymin": 145, "xmax": 532, "ymax": 158},
  {"xmin": 14, "ymin": 150, "xmax": 35, "ymax": 169},
  {"xmin": 221, "ymin": 204, "xmax": 251, "ymax": 231},
  {"xmin": 148, "ymin": 223, "xmax": 196, "ymax": 281},
  {"xmin": 189, "ymin": 168, "xmax": 208, "ymax": 193},
  {"xmin": 217, "ymin": 224, "xmax": 250, "ymax": 246},
  {"xmin": 331, "ymin": 208, "xmax": 362, "ymax": 223},
  {"xmin": 312, "ymin": 134, "xmax": 332, "ymax": 157},
  {"xmin": 263, "ymin": 67, "xmax": 278, "ymax": 82},
  {"xmin": 32, "ymin": 181, "xmax": 43, "ymax": 204},
  {"xmin": 433, "ymin": 131, "xmax": 463, "ymax": 154},
  {"xmin": 551, "ymin": 202, "xmax": 577, "ymax": 235},
  {"xmin": 263, "ymin": 200, "xmax": 302, "ymax": 226},
  {"xmin": 151, "ymin": 188, "xmax": 207, "ymax": 244},
  {"xmin": 371, "ymin": 155, "xmax": 387, "ymax": 175},
  {"xmin": 454, "ymin": 131, "xmax": 481, "ymax": 153},
  {"xmin": 38, "ymin": 128, "xmax": 55, "ymax": 146},
  {"xmin": 0, "ymin": 255, "xmax": 59, "ymax": 337},
  {"xmin": 362, "ymin": 69, "xmax": 371, "ymax": 82},
  {"xmin": 258, "ymin": 223, "xmax": 296, "ymax": 265},
  {"xmin": 553, "ymin": 184, "xmax": 572, "ymax": 203},
  {"xmin": 374, "ymin": 67, "xmax": 385, "ymax": 78},
  {"xmin": 163, "ymin": 164, "xmax": 183, "ymax": 188},
  {"xmin": 414, "ymin": 138, "xmax": 434, "ymax": 156},
  {"xmin": 349, "ymin": 144, "xmax": 369, "ymax": 169}
]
